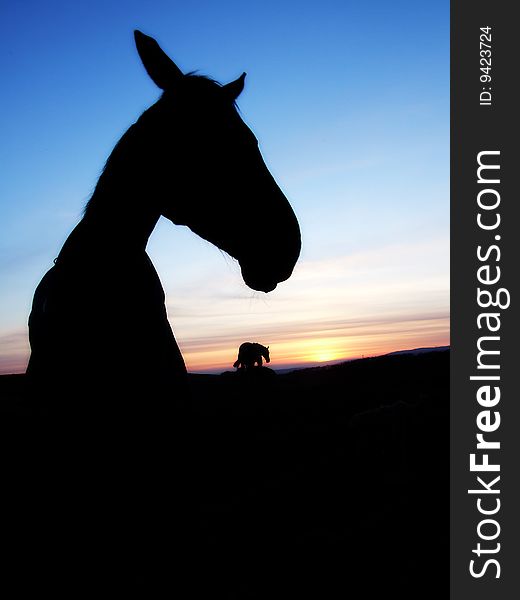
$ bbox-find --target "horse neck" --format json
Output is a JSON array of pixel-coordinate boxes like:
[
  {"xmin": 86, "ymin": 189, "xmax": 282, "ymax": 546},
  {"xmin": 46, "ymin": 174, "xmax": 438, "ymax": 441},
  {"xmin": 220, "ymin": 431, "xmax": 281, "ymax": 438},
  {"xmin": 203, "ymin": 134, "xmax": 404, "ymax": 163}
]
[
  {"xmin": 57, "ymin": 190, "xmax": 161, "ymax": 267},
  {"xmin": 85, "ymin": 181, "xmax": 161, "ymax": 251},
  {"xmin": 59, "ymin": 120, "xmax": 168, "ymax": 264}
]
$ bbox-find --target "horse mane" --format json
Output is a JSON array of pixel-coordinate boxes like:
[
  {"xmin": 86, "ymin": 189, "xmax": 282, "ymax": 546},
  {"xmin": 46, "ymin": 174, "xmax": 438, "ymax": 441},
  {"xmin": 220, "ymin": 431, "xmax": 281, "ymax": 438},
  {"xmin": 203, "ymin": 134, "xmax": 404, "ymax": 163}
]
[{"xmin": 83, "ymin": 72, "xmax": 238, "ymax": 218}]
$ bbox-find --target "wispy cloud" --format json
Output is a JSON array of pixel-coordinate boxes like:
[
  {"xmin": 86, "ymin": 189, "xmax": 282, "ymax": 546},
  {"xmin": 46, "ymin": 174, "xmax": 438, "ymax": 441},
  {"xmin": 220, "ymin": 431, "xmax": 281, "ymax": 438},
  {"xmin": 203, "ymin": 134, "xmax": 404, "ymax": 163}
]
[
  {"xmin": 0, "ymin": 239, "xmax": 449, "ymax": 375},
  {"xmin": 163, "ymin": 238, "xmax": 449, "ymax": 371},
  {"xmin": 0, "ymin": 329, "xmax": 29, "ymax": 374}
]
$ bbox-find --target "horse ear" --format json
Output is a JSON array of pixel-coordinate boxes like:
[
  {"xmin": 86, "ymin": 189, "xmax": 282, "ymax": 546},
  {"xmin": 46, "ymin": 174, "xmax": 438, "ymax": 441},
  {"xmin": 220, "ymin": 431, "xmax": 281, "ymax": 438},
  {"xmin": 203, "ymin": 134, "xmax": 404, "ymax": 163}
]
[
  {"xmin": 222, "ymin": 72, "xmax": 246, "ymax": 101},
  {"xmin": 134, "ymin": 30, "xmax": 183, "ymax": 90}
]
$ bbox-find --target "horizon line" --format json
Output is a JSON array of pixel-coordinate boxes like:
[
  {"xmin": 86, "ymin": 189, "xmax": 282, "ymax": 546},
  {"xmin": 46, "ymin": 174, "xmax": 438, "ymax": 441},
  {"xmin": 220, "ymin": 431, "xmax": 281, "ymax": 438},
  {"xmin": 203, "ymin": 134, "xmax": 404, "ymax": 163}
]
[{"xmin": 182, "ymin": 344, "xmax": 451, "ymax": 375}]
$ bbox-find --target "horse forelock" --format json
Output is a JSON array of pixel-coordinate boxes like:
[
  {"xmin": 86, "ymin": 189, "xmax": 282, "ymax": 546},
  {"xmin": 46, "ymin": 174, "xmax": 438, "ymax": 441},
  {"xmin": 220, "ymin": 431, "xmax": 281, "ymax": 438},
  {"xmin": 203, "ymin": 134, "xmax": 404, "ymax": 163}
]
[{"xmin": 164, "ymin": 73, "xmax": 241, "ymax": 111}]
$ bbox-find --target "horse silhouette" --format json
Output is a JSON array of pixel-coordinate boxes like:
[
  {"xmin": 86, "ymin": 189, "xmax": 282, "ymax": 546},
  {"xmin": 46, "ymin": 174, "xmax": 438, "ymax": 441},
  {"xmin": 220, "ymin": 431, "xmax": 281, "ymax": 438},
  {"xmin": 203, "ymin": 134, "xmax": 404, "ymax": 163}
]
[
  {"xmin": 26, "ymin": 31, "xmax": 301, "ymax": 414},
  {"xmin": 233, "ymin": 342, "xmax": 270, "ymax": 370}
]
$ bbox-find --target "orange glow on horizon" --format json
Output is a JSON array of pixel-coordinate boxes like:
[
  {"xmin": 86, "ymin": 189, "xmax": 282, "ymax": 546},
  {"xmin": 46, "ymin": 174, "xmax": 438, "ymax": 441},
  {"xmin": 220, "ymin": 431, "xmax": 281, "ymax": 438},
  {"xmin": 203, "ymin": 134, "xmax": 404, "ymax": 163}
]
[
  {"xmin": 0, "ymin": 240, "xmax": 450, "ymax": 376},
  {"xmin": 181, "ymin": 329, "xmax": 450, "ymax": 373},
  {"xmin": 0, "ymin": 328, "xmax": 450, "ymax": 376}
]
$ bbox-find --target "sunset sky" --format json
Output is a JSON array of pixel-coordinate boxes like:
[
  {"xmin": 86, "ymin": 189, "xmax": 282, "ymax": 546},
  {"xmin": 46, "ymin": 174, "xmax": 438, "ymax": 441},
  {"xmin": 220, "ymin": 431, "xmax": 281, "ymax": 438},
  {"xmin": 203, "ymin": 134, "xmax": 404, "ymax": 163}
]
[{"xmin": 0, "ymin": 0, "xmax": 449, "ymax": 374}]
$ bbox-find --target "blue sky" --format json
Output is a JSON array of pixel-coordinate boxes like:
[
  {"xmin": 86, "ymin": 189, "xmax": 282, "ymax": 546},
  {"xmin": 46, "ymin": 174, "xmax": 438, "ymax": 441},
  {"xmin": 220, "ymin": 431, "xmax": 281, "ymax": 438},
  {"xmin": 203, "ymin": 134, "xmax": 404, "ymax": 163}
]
[{"xmin": 0, "ymin": 0, "xmax": 449, "ymax": 373}]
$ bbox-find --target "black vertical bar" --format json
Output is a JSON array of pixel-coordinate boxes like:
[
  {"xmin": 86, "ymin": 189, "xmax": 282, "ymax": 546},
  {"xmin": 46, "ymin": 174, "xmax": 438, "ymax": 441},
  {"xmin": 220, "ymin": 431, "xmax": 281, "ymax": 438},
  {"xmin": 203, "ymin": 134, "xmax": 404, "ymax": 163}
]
[{"xmin": 452, "ymin": 1, "xmax": 519, "ymax": 598}]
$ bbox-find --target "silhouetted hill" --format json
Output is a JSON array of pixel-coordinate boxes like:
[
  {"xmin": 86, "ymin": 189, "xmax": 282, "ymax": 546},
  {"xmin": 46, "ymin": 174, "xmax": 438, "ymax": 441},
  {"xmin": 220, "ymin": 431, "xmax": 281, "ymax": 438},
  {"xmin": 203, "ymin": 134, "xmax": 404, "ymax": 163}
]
[
  {"xmin": 187, "ymin": 350, "xmax": 449, "ymax": 596},
  {"xmin": 386, "ymin": 344, "xmax": 449, "ymax": 356},
  {"xmin": 1, "ymin": 349, "xmax": 448, "ymax": 597}
]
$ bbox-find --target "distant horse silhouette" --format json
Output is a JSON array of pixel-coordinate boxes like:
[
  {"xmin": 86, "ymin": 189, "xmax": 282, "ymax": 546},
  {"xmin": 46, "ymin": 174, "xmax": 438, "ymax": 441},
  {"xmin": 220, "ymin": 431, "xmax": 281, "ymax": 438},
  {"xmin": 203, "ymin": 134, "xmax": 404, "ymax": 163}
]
[
  {"xmin": 233, "ymin": 342, "xmax": 270, "ymax": 370},
  {"xmin": 26, "ymin": 31, "xmax": 301, "ymax": 414}
]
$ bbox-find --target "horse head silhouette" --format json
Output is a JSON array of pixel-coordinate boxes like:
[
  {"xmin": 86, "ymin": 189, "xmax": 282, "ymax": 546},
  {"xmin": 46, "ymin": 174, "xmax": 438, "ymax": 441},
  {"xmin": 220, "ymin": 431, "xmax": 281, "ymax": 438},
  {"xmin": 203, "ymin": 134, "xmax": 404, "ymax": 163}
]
[
  {"xmin": 26, "ymin": 31, "xmax": 300, "ymax": 413},
  {"xmin": 130, "ymin": 31, "xmax": 300, "ymax": 293}
]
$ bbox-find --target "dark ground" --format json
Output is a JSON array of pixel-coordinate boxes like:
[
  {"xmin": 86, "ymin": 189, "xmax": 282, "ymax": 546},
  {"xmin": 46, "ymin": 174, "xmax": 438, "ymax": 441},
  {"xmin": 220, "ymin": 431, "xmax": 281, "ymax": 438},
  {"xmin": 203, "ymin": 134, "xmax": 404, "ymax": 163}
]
[{"xmin": 1, "ymin": 350, "xmax": 449, "ymax": 598}]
